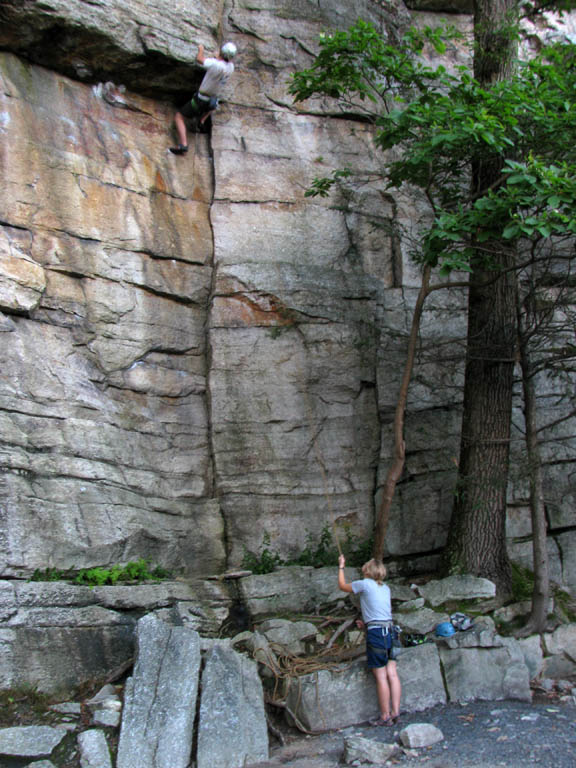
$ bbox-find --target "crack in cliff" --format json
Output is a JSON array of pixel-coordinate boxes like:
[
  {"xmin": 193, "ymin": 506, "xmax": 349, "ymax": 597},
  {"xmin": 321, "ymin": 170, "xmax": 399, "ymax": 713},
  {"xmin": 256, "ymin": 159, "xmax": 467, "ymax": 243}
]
[
  {"xmin": 0, "ymin": 407, "xmax": 66, "ymax": 421},
  {"xmin": 202, "ymin": 121, "xmax": 224, "ymax": 556}
]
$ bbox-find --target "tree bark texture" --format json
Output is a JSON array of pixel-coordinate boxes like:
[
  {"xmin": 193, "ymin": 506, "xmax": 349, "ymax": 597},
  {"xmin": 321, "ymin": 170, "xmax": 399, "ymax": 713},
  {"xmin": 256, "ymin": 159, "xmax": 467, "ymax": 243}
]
[
  {"xmin": 444, "ymin": 0, "xmax": 519, "ymax": 595},
  {"xmin": 445, "ymin": 262, "xmax": 516, "ymax": 589}
]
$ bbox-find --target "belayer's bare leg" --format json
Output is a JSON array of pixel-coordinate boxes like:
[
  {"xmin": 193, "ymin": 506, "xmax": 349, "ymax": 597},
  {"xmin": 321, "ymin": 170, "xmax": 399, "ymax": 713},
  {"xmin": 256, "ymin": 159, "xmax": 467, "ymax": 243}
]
[
  {"xmin": 372, "ymin": 666, "xmax": 391, "ymax": 721},
  {"xmin": 386, "ymin": 661, "xmax": 402, "ymax": 719}
]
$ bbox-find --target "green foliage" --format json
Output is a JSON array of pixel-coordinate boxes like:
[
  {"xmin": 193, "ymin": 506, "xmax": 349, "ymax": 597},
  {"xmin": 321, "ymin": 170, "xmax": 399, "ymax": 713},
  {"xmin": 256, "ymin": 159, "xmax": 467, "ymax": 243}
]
[
  {"xmin": 554, "ymin": 587, "xmax": 576, "ymax": 622},
  {"xmin": 242, "ymin": 526, "xmax": 374, "ymax": 574},
  {"xmin": 242, "ymin": 533, "xmax": 285, "ymax": 575},
  {"xmin": 510, "ymin": 562, "xmax": 535, "ymax": 602},
  {"xmin": 0, "ymin": 685, "xmax": 58, "ymax": 727},
  {"xmin": 290, "ymin": 526, "xmax": 338, "ymax": 567},
  {"xmin": 291, "ymin": 22, "xmax": 576, "ymax": 274},
  {"xmin": 30, "ymin": 567, "xmax": 74, "ymax": 582},
  {"xmin": 29, "ymin": 559, "xmax": 172, "ymax": 587},
  {"xmin": 342, "ymin": 527, "xmax": 374, "ymax": 567}
]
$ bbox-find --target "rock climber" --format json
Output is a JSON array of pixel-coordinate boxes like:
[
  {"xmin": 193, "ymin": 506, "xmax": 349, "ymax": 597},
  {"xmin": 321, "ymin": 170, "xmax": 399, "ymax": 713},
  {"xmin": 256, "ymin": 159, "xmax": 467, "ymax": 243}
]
[{"xmin": 169, "ymin": 41, "xmax": 237, "ymax": 155}]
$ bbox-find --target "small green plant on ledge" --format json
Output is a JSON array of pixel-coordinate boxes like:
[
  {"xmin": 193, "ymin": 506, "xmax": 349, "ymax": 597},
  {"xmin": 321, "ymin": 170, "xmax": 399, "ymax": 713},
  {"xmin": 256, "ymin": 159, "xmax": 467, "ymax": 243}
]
[
  {"xmin": 242, "ymin": 533, "xmax": 285, "ymax": 575},
  {"xmin": 0, "ymin": 685, "xmax": 57, "ymax": 728},
  {"xmin": 242, "ymin": 525, "xmax": 374, "ymax": 575},
  {"xmin": 29, "ymin": 559, "xmax": 172, "ymax": 587}
]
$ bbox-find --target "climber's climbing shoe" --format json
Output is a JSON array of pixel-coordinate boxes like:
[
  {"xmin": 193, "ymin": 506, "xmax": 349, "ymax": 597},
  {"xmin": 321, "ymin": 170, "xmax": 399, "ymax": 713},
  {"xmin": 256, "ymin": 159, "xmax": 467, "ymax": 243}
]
[{"xmin": 169, "ymin": 144, "xmax": 189, "ymax": 155}]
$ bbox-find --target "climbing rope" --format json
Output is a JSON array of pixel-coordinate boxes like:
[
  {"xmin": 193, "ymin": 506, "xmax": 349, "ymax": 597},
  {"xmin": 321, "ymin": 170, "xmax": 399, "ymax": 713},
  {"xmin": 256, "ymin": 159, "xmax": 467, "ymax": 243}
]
[
  {"xmin": 312, "ymin": 433, "xmax": 343, "ymax": 556},
  {"xmin": 255, "ymin": 628, "xmax": 364, "ymax": 734}
]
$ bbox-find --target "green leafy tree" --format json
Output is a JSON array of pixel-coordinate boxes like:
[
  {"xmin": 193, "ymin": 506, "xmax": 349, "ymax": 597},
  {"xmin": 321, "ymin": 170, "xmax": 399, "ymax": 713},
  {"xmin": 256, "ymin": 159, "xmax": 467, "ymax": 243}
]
[{"xmin": 290, "ymin": 17, "xmax": 576, "ymax": 594}]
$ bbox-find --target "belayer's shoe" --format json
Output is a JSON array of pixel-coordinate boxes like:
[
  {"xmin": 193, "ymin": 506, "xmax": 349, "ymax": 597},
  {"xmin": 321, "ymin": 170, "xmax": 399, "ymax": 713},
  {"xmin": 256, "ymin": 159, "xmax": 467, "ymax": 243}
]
[{"xmin": 169, "ymin": 144, "xmax": 189, "ymax": 155}]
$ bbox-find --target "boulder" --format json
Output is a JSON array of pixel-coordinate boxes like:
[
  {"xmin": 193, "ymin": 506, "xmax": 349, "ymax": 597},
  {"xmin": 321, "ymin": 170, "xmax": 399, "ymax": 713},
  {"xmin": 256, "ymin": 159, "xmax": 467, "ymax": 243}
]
[
  {"xmin": 398, "ymin": 643, "xmax": 448, "ymax": 712},
  {"xmin": 285, "ymin": 658, "xmax": 377, "ymax": 732},
  {"xmin": 257, "ymin": 618, "xmax": 319, "ymax": 654},
  {"xmin": 50, "ymin": 702, "xmax": 82, "ymax": 716},
  {"xmin": 542, "ymin": 654, "xmax": 576, "ymax": 679},
  {"xmin": 517, "ymin": 634, "xmax": 544, "ymax": 681},
  {"xmin": 78, "ymin": 729, "xmax": 113, "ymax": 768},
  {"xmin": 494, "ymin": 599, "xmax": 554, "ymax": 626},
  {"xmin": 543, "ymin": 623, "xmax": 576, "ymax": 660},
  {"xmin": 419, "ymin": 575, "xmax": 496, "ymax": 607},
  {"xmin": 285, "ymin": 643, "xmax": 446, "ymax": 732},
  {"xmin": 439, "ymin": 637, "xmax": 531, "ymax": 702},
  {"xmin": 399, "ymin": 723, "xmax": 444, "ymax": 748},
  {"xmin": 234, "ymin": 631, "xmax": 280, "ymax": 678},
  {"xmin": 25, "ymin": 762, "xmax": 56, "ymax": 768},
  {"xmin": 196, "ymin": 645, "xmax": 269, "ymax": 768},
  {"xmin": 395, "ymin": 607, "xmax": 450, "ymax": 634},
  {"xmin": 117, "ymin": 615, "xmax": 201, "ymax": 768}
]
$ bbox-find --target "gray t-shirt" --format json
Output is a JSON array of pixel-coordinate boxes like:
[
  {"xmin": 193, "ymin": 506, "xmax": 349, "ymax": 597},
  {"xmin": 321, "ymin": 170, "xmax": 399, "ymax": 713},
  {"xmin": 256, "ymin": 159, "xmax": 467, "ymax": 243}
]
[
  {"xmin": 351, "ymin": 578, "xmax": 392, "ymax": 623},
  {"xmin": 199, "ymin": 58, "xmax": 234, "ymax": 97}
]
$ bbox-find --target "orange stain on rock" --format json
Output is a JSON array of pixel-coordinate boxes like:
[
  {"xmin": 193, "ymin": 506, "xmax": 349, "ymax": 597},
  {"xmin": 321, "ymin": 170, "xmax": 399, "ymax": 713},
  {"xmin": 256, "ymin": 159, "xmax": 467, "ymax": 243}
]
[{"xmin": 213, "ymin": 295, "xmax": 293, "ymax": 327}]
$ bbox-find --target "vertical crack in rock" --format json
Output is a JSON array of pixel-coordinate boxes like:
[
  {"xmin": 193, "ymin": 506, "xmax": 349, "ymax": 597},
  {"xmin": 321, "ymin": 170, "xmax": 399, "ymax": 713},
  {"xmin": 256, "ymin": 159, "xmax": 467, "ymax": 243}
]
[{"xmin": 204, "ymin": 123, "xmax": 223, "ymax": 556}]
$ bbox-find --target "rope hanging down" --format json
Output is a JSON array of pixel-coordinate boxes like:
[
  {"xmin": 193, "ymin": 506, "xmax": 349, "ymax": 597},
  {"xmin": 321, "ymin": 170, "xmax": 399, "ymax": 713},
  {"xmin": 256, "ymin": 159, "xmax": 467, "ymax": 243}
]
[{"xmin": 312, "ymin": 431, "xmax": 343, "ymax": 556}]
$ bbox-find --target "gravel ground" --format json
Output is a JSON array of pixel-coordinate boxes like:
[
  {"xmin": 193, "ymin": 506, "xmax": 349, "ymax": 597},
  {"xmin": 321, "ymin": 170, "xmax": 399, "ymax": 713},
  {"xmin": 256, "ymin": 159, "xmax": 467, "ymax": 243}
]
[{"xmin": 253, "ymin": 693, "xmax": 576, "ymax": 768}]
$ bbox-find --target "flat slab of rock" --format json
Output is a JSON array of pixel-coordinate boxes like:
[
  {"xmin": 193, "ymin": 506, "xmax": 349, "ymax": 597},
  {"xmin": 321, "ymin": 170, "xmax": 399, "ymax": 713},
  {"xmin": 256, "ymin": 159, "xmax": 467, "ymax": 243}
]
[
  {"xmin": 395, "ymin": 606, "xmax": 449, "ymax": 634},
  {"xmin": 419, "ymin": 575, "xmax": 496, "ymax": 607},
  {"xmin": 0, "ymin": 725, "xmax": 66, "ymax": 757},
  {"xmin": 439, "ymin": 617, "xmax": 502, "ymax": 649},
  {"xmin": 117, "ymin": 615, "xmax": 201, "ymax": 768},
  {"xmin": 197, "ymin": 645, "xmax": 268, "ymax": 768},
  {"xmin": 343, "ymin": 735, "xmax": 399, "ymax": 764},
  {"xmin": 238, "ymin": 567, "xmax": 342, "ymax": 618}
]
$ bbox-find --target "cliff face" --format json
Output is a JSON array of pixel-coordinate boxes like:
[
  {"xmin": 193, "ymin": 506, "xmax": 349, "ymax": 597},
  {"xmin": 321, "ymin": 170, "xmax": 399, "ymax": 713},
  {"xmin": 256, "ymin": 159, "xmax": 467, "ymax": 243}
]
[{"xmin": 0, "ymin": 0, "xmax": 574, "ymax": 588}]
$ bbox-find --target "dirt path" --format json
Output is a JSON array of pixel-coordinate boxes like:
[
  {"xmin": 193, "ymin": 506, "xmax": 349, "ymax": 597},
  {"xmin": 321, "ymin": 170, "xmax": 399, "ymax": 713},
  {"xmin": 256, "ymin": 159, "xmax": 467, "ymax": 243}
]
[{"xmin": 252, "ymin": 695, "xmax": 576, "ymax": 767}]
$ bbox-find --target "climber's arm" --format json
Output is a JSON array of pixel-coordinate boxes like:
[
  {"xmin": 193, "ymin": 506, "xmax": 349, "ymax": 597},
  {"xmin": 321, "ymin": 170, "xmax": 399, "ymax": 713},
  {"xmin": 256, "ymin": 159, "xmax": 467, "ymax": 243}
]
[{"xmin": 338, "ymin": 553, "xmax": 353, "ymax": 593}]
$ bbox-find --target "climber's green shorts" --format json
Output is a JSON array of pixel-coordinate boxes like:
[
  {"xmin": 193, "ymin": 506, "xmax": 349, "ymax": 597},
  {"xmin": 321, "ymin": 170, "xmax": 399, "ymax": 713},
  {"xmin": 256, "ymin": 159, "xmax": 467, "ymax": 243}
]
[{"xmin": 180, "ymin": 93, "xmax": 218, "ymax": 119}]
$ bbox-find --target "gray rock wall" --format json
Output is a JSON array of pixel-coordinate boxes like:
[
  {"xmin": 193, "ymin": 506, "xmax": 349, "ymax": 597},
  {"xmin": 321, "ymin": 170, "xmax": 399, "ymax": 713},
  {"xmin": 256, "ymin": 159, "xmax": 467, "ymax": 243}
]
[{"xmin": 0, "ymin": 0, "xmax": 574, "ymax": 588}]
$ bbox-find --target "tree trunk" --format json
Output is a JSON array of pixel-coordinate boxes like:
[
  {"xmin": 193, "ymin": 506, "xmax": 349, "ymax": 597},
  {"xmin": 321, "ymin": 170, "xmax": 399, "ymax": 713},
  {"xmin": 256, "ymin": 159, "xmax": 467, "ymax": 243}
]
[
  {"xmin": 443, "ymin": 0, "xmax": 519, "ymax": 596},
  {"xmin": 444, "ymin": 261, "xmax": 516, "ymax": 591},
  {"xmin": 516, "ymin": 288, "xmax": 550, "ymax": 636}
]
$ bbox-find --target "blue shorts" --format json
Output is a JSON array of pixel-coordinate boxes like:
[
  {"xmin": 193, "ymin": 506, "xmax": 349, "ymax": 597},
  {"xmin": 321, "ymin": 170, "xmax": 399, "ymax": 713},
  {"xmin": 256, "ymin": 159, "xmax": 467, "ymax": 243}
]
[{"xmin": 366, "ymin": 626, "xmax": 393, "ymax": 668}]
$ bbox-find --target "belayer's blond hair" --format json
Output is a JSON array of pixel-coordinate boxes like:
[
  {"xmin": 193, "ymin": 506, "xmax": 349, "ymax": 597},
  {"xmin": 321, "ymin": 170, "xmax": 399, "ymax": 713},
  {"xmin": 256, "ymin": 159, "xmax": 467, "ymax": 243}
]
[{"xmin": 362, "ymin": 558, "xmax": 387, "ymax": 585}]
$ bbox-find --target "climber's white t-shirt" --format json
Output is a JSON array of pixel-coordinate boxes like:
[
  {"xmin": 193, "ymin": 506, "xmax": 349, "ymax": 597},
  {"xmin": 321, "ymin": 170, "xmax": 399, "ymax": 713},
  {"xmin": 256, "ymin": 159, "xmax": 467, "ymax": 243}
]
[
  {"xmin": 199, "ymin": 58, "xmax": 234, "ymax": 97},
  {"xmin": 351, "ymin": 578, "xmax": 392, "ymax": 624}
]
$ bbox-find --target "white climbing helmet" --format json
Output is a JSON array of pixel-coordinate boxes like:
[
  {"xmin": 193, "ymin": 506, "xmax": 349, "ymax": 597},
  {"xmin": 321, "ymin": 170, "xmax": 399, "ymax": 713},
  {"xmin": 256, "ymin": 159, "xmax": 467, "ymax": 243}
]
[{"xmin": 221, "ymin": 42, "xmax": 237, "ymax": 61}]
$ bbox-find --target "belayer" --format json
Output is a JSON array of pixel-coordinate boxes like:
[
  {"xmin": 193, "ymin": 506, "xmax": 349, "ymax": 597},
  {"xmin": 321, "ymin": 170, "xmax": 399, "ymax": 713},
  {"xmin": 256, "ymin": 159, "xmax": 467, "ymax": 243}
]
[
  {"xmin": 170, "ymin": 41, "xmax": 237, "ymax": 155},
  {"xmin": 338, "ymin": 553, "xmax": 402, "ymax": 727}
]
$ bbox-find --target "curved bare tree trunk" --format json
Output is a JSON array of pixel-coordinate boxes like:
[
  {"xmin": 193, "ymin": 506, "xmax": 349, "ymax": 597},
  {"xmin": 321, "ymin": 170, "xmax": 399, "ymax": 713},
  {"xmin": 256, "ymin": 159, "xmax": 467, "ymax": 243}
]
[
  {"xmin": 373, "ymin": 265, "xmax": 431, "ymax": 561},
  {"xmin": 516, "ymin": 289, "xmax": 550, "ymax": 636}
]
